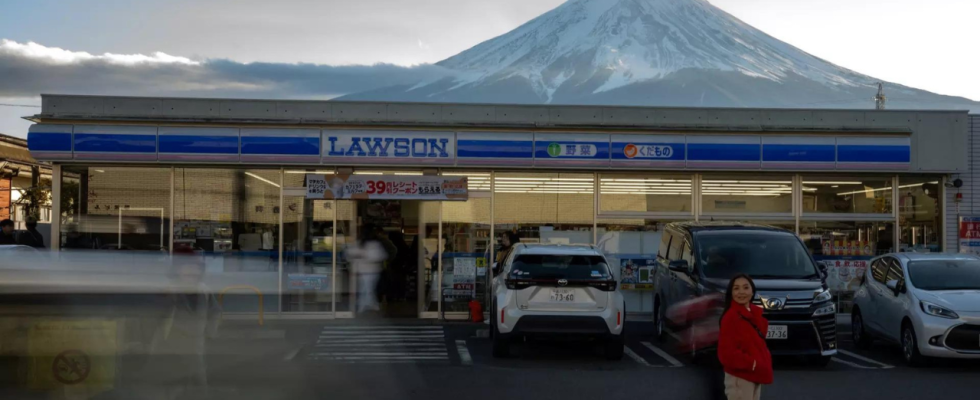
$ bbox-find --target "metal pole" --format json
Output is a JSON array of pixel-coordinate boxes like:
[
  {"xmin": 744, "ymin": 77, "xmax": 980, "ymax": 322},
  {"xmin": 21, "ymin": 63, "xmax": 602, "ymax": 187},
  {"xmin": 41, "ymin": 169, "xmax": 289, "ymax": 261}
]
[{"xmin": 50, "ymin": 164, "xmax": 61, "ymax": 251}]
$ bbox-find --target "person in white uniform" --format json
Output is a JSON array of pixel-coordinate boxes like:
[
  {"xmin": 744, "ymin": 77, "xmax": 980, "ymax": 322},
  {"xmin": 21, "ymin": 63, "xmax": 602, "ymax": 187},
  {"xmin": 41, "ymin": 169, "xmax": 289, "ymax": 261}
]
[{"xmin": 346, "ymin": 224, "xmax": 388, "ymax": 313}]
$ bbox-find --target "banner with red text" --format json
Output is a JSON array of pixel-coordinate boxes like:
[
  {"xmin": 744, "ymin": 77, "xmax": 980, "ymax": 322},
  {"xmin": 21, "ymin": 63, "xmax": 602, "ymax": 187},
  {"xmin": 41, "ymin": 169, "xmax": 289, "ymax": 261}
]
[{"xmin": 306, "ymin": 174, "xmax": 468, "ymax": 200}]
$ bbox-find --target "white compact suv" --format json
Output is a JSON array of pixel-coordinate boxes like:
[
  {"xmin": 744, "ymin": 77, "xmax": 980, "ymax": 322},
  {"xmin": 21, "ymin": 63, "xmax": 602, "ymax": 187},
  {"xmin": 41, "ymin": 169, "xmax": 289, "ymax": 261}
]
[
  {"xmin": 490, "ymin": 243, "xmax": 626, "ymax": 359},
  {"xmin": 852, "ymin": 253, "xmax": 980, "ymax": 366}
]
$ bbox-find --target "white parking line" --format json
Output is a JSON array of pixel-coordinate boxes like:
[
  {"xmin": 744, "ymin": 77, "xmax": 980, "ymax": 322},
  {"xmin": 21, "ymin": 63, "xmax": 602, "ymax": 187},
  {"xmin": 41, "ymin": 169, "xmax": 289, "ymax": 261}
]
[
  {"xmin": 456, "ymin": 340, "xmax": 473, "ymax": 366},
  {"xmin": 831, "ymin": 357, "xmax": 874, "ymax": 369},
  {"xmin": 837, "ymin": 349, "xmax": 895, "ymax": 369},
  {"xmin": 624, "ymin": 346, "xmax": 652, "ymax": 367},
  {"xmin": 641, "ymin": 342, "xmax": 683, "ymax": 367},
  {"xmin": 283, "ymin": 346, "xmax": 303, "ymax": 361}
]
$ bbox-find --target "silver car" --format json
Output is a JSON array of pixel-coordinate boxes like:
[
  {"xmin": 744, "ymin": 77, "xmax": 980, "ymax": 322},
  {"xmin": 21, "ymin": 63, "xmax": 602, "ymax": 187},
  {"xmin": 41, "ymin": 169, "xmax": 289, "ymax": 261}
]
[{"xmin": 851, "ymin": 253, "xmax": 980, "ymax": 366}]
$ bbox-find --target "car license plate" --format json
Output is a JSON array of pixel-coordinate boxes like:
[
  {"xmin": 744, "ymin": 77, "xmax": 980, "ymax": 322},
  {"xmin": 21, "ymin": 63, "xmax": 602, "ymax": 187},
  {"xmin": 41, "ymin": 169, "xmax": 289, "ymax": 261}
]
[
  {"xmin": 766, "ymin": 325, "xmax": 788, "ymax": 340},
  {"xmin": 550, "ymin": 288, "xmax": 575, "ymax": 302}
]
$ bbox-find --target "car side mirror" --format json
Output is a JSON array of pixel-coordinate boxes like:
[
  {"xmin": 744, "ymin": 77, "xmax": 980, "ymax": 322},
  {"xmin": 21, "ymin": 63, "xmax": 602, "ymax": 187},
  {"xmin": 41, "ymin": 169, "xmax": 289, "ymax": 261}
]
[
  {"xmin": 668, "ymin": 259, "xmax": 689, "ymax": 272},
  {"xmin": 886, "ymin": 279, "xmax": 903, "ymax": 294}
]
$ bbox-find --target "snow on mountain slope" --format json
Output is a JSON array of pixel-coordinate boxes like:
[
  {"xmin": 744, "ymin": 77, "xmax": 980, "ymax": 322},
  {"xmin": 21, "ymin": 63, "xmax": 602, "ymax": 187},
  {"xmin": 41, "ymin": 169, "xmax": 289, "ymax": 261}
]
[
  {"xmin": 339, "ymin": 0, "xmax": 977, "ymax": 111},
  {"xmin": 437, "ymin": 0, "xmax": 871, "ymax": 102}
]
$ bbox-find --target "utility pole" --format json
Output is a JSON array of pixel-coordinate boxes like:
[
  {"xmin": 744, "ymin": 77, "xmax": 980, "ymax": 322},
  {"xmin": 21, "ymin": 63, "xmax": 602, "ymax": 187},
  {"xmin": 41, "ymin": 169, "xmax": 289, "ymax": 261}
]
[{"xmin": 874, "ymin": 82, "xmax": 886, "ymax": 110}]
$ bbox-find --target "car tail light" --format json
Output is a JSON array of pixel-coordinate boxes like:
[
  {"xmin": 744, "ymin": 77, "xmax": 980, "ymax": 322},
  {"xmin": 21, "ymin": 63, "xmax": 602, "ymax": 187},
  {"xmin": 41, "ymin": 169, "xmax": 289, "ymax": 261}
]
[
  {"xmin": 617, "ymin": 311, "xmax": 621, "ymax": 326},
  {"xmin": 588, "ymin": 280, "xmax": 618, "ymax": 292},
  {"xmin": 500, "ymin": 307, "xmax": 505, "ymax": 324}
]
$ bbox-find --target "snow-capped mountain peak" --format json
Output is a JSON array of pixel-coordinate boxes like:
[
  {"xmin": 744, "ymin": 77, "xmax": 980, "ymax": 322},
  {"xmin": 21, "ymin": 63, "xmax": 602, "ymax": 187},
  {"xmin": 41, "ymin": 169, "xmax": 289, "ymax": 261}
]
[
  {"xmin": 340, "ymin": 0, "xmax": 976, "ymax": 111},
  {"xmin": 437, "ymin": 0, "xmax": 870, "ymax": 102}
]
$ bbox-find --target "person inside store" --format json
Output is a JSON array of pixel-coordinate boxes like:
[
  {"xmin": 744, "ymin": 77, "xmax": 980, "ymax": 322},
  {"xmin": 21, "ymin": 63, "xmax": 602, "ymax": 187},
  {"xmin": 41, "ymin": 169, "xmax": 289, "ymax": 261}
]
[
  {"xmin": 386, "ymin": 231, "xmax": 412, "ymax": 301},
  {"xmin": 346, "ymin": 224, "xmax": 388, "ymax": 314},
  {"xmin": 493, "ymin": 231, "xmax": 520, "ymax": 276},
  {"xmin": 17, "ymin": 217, "xmax": 45, "ymax": 248},
  {"xmin": 718, "ymin": 274, "xmax": 773, "ymax": 400},
  {"xmin": 0, "ymin": 219, "xmax": 16, "ymax": 245}
]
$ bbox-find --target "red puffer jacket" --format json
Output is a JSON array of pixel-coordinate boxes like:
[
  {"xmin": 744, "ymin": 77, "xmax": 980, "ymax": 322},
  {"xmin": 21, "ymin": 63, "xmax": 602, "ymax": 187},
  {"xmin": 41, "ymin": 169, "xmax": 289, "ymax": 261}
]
[{"xmin": 717, "ymin": 304, "xmax": 773, "ymax": 384}]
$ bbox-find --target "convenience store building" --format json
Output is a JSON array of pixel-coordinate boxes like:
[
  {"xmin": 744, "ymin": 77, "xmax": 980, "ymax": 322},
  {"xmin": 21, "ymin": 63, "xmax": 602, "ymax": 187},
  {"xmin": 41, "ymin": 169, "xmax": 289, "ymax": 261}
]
[{"xmin": 24, "ymin": 94, "xmax": 969, "ymax": 319}]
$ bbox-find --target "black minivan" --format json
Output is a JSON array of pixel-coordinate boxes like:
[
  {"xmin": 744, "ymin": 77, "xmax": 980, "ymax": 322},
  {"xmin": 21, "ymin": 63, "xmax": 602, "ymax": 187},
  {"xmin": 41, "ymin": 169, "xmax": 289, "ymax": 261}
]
[{"xmin": 653, "ymin": 222, "xmax": 837, "ymax": 366}]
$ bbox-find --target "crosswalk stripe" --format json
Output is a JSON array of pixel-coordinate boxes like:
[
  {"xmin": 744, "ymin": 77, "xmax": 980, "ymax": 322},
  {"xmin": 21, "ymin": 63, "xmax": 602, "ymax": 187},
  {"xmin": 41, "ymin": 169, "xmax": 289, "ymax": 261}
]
[
  {"xmin": 320, "ymin": 326, "xmax": 442, "ymax": 329},
  {"xmin": 310, "ymin": 325, "xmax": 450, "ymax": 364}
]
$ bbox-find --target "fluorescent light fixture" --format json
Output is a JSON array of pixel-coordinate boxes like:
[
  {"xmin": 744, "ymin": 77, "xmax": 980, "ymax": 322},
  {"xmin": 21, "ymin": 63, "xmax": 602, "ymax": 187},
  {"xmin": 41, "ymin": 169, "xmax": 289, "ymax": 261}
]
[
  {"xmin": 286, "ymin": 170, "xmax": 334, "ymax": 174},
  {"xmin": 353, "ymin": 171, "xmax": 384, "ymax": 175},
  {"xmin": 835, "ymin": 182, "xmax": 936, "ymax": 196},
  {"xmin": 245, "ymin": 172, "xmax": 280, "ymax": 188}
]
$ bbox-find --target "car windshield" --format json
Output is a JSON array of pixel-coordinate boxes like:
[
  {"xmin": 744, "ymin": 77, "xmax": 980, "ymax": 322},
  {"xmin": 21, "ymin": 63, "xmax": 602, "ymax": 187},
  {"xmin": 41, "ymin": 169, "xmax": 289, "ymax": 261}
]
[
  {"xmin": 509, "ymin": 254, "xmax": 611, "ymax": 280},
  {"xmin": 697, "ymin": 231, "xmax": 818, "ymax": 280},
  {"xmin": 908, "ymin": 259, "xmax": 980, "ymax": 290}
]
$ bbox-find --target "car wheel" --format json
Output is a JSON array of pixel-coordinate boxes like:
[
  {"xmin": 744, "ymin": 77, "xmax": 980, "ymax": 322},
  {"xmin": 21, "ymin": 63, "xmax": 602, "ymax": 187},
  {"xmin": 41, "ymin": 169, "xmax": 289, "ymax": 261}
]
[
  {"xmin": 901, "ymin": 323, "xmax": 926, "ymax": 367},
  {"xmin": 491, "ymin": 302, "xmax": 510, "ymax": 358},
  {"xmin": 653, "ymin": 298, "xmax": 666, "ymax": 343},
  {"xmin": 605, "ymin": 329, "xmax": 625, "ymax": 360},
  {"xmin": 808, "ymin": 355, "xmax": 832, "ymax": 368},
  {"xmin": 851, "ymin": 310, "xmax": 873, "ymax": 350}
]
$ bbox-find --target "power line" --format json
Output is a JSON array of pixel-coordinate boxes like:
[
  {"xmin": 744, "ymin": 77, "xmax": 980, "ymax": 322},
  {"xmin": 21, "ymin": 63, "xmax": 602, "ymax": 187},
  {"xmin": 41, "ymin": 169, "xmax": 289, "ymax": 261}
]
[{"xmin": 0, "ymin": 103, "xmax": 41, "ymax": 108}]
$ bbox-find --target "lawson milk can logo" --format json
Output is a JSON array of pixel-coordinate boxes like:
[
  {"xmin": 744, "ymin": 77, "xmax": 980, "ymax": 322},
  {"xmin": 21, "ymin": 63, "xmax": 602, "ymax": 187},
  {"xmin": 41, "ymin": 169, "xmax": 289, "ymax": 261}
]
[{"xmin": 623, "ymin": 143, "xmax": 674, "ymax": 159}]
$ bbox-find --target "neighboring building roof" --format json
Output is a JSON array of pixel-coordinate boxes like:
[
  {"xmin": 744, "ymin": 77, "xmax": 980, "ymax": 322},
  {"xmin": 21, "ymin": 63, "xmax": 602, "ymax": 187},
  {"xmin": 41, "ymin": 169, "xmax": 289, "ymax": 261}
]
[{"xmin": 0, "ymin": 133, "xmax": 44, "ymax": 167}]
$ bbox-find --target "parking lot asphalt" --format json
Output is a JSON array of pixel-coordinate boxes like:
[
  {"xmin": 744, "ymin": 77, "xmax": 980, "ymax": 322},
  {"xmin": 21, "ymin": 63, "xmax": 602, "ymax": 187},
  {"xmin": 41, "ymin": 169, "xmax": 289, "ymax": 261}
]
[{"xmin": 6, "ymin": 317, "xmax": 975, "ymax": 400}]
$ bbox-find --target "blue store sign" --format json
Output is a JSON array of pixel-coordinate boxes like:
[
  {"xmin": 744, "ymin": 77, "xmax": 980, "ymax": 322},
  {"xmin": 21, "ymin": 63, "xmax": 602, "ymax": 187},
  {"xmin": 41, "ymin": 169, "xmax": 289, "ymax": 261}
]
[{"xmin": 322, "ymin": 130, "xmax": 455, "ymax": 165}]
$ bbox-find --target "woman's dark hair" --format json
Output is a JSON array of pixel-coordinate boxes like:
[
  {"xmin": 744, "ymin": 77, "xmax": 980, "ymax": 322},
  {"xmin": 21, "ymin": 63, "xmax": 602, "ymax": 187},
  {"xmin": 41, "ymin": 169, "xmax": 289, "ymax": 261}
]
[
  {"xmin": 501, "ymin": 231, "xmax": 520, "ymax": 247},
  {"xmin": 722, "ymin": 273, "xmax": 757, "ymax": 316},
  {"xmin": 359, "ymin": 224, "xmax": 378, "ymax": 244}
]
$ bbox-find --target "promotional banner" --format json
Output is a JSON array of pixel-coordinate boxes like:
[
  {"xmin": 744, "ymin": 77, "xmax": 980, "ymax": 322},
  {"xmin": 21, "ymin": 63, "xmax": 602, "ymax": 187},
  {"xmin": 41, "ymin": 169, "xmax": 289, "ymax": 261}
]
[
  {"xmin": 820, "ymin": 240, "xmax": 874, "ymax": 256},
  {"xmin": 620, "ymin": 259, "xmax": 655, "ymax": 290},
  {"xmin": 817, "ymin": 257, "xmax": 870, "ymax": 293},
  {"xmin": 306, "ymin": 174, "xmax": 468, "ymax": 200},
  {"xmin": 451, "ymin": 257, "xmax": 477, "ymax": 297},
  {"xmin": 958, "ymin": 216, "xmax": 980, "ymax": 256}
]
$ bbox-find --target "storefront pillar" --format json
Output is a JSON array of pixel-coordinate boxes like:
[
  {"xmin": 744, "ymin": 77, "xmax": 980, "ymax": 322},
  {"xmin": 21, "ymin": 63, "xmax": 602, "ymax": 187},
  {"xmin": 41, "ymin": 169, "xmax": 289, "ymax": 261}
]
[{"xmin": 50, "ymin": 164, "xmax": 61, "ymax": 251}]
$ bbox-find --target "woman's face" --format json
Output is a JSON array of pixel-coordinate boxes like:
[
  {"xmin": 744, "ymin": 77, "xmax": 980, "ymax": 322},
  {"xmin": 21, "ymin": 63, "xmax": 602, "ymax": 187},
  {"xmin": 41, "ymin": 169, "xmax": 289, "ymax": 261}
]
[
  {"xmin": 731, "ymin": 277, "xmax": 754, "ymax": 306},
  {"xmin": 501, "ymin": 235, "xmax": 511, "ymax": 247}
]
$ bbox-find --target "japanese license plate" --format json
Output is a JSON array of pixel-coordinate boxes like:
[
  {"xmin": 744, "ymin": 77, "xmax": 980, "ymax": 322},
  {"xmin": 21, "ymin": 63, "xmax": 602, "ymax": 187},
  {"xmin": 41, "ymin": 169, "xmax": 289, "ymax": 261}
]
[
  {"xmin": 550, "ymin": 288, "xmax": 575, "ymax": 302},
  {"xmin": 766, "ymin": 325, "xmax": 788, "ymax": 340}
]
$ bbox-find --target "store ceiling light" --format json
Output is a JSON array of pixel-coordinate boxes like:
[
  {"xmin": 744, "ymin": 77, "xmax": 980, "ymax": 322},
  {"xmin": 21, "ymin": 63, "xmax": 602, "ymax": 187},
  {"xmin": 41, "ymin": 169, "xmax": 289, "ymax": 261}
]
[
  {"xmin": 244, "ymin": 172, "xmax": 280, "ymax": 188},
  {"xmin": 286, "ymin": 170, "xmax": 334, "ymax": 174},
  {"xmin": 835, "ymin": 182, "xmax": 937, "ymax": 196}
]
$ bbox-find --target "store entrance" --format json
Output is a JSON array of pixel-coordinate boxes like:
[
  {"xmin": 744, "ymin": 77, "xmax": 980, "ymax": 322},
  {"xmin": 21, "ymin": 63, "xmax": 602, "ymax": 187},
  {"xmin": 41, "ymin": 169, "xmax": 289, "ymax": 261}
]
[{"xmin": 357, "ymin": 199, "xmax": 424, "ymax": 318}]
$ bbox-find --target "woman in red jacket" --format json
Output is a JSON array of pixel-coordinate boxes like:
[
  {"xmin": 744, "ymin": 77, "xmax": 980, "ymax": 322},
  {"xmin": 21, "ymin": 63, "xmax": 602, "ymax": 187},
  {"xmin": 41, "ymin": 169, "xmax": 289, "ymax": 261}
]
[{"xmin": 718, "ymin": 274, "xmax": 773, "ymax": 400}]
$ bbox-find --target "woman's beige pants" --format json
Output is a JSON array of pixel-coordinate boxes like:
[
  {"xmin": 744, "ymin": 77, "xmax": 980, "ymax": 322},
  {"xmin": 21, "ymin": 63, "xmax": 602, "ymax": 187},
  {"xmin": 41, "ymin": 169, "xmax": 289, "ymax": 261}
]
[{"xmin": 724, "ymin": 373, "xmax": 762, "ymax": 400}]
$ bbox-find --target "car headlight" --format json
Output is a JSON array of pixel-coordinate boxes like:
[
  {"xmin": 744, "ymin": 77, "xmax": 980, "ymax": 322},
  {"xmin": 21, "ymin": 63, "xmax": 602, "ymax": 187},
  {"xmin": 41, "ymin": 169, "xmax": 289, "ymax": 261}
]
[
  {"xmin": 920, "ymin": 301, "xmax": 959, "ymax": 319},
  {"xmin": 813, "ymin": 289, "xmax": 832, "ymax": 303},
  {"xmin": 812, "ymin": 303, "xmax": 836, "ymax": 317}
]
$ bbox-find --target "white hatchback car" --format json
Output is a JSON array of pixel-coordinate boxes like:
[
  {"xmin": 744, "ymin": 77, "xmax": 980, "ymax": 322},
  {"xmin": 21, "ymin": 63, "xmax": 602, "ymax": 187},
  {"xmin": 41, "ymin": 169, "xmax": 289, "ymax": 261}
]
[
  {"xmin": 851, "ymin": 253, "xmax": 980, "ymax": 366},
  {"xmin": 490, "ymin": 243, "xmax": 626, "ymax": 359}
]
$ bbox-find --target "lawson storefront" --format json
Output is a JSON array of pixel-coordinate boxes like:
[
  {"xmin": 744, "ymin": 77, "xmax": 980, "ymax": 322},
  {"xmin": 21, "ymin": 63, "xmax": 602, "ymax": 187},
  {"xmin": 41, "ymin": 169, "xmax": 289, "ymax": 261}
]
[{"xmin": 25, "ymin": 95, "xmax": 968, "ymax": 319}]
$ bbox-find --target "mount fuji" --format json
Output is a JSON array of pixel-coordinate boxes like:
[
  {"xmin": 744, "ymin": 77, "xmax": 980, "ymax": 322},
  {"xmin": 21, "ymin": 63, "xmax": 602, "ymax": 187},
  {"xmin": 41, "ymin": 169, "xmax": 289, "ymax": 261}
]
[{"xmin": 339, "ymin": 0, "xmax": 977, "ymax": 111}]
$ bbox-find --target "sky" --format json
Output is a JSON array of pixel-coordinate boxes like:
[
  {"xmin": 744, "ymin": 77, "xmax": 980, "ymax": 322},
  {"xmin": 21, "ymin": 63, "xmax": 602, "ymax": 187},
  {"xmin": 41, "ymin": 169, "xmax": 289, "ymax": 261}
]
[{"xmin": 1, "ymin": 0, "xmax": 977, "ymax": 137}]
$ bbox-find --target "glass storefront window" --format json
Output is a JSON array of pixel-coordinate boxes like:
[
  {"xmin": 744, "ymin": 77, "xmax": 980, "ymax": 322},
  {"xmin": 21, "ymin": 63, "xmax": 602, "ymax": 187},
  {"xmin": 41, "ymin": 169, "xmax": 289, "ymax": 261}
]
[
  {"xmin": 599, "ymin": 173, "xmax": 692, "ymax": 215},
  {"xmin": 440, "ymin": 171, "xmax": 491, "ymax": 313},
  {"xmin": 701, "ymin": 175, "xmax": 792, "ymax": 214},
  {"xmin": 802, "ymin": 176, "xmax": 893, "ymax": 214},
  {"xmin": 493, "ymin": 172, "xmax": 595, "ymax": 248},
  {"xmin": 800, "ymin": 220, "xmax": 894, "ymax": 312},
  {"xmin": 898, "ymin": 176, "xmax": 941, "ymax": 253},
  {"xmin": 596, "ymin": 220, "xmax": 669, "ymax": 313},
  {"xmin": 60, "ymin": 166, "xmax": 171, "ymax": 251},
  {"xmin": 174, "ymin": 168, "xmax": 281, "ymax": 313}
]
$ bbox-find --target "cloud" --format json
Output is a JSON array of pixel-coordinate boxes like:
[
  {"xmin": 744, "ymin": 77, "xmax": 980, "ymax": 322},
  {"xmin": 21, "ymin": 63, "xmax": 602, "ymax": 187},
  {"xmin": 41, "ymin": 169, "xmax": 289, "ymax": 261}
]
[
  {"xmin": 0, "ymin": 39, "xmax": 454, "ymax": 99},
  {"xmin": 418, "ymin": 39, "xmax": 431, "ymax": 51}
]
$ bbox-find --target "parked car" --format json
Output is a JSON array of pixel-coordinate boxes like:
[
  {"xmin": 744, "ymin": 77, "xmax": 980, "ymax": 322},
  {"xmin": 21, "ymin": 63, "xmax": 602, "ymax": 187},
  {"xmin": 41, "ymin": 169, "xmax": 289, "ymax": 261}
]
[
  {"xmin": 653, "ymin": 222, "xmax": 837, "ymax": 366},
  {"xmin": 490, "ymin": 243, "xmax": 625, "ymax": 359},
  {"xmin": 851, "ymin": 253, "xmax": 980, "ymax": 366}
]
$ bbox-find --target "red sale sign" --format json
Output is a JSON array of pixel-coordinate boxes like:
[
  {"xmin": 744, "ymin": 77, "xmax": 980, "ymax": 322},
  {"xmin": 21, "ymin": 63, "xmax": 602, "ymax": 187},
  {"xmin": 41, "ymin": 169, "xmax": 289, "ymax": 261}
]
[{"xmin": 306, "ymin": 174, "xmax": 468, "ymax": 201}]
